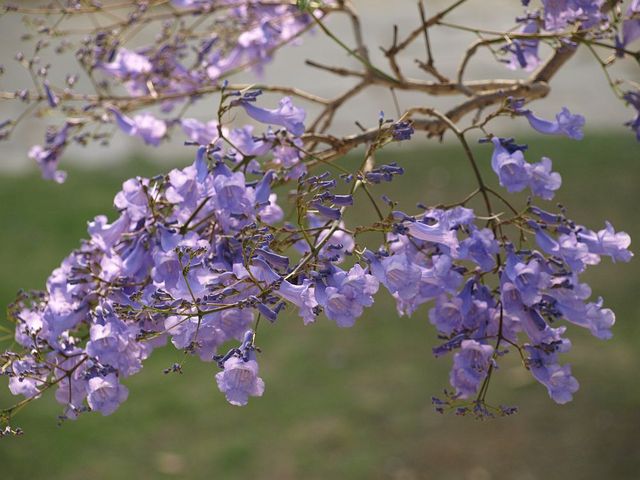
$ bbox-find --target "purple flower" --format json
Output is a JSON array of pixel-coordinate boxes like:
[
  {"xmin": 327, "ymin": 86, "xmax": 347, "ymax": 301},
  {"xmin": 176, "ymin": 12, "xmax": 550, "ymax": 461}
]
[
  {"xmin": 294, "ymin": 214, "xmax": 355, "ymax": 263},
  {"xmin": 54, "ymin": 355, "xmax": 88, "ymax": 414},
  {"xmin": 522, "ymin": 107, "xmax": 585, "ymax": 140},
  {"xmin": 14, "ymin": 309, "xmax": 48, "ymax": 348},
  {"xmin": 490, "ymin": 137, "xmax": 529, "ymax": 192},
  {"xmin": 313, "ymin": 202, "xmax": 341, "ymax": 220},
  {"xmin": 277, "ymin": 279, "xmax": 318, "ymax": 325},
  {"xmin": 256, "ymin": 175, "xmax": 284, "ymax": 224},
  {"xmin": 114, "ymin": 177, "xmax": 150, "ymax": 221},
  {"xmin": 505, "ymin": 21, "xmax": 540, "ymax": 71},
  {"xmin": 449, "ymin": 340, "xmax": 494, "ymax": 398},
  {"xmin": 504, "ymin": 252, "xmax": 551, "ymax": 306},
  {"xmin": 459, "ymin": 282, "xmax": 499, "ymax": 336},
  {"xmin": 99, "ymin": 48, "xmax": 151, "ymax": 79},
  {"xmin": 42, "ymin": 251, "xmax": 93, "ymax": 339},
  {"xmin": 171, "ymin": 0, "xmax": 212, "ymax": 7},
  {"xmin": 387, "ymin": 249, "xmax": 463, "ymax": 317},
  {"xmin": 534, "ymin": 228, "xmax": 596, "ymax": 272},
  {"xmin": 180, "ymin": 118, "xmax": 223, "ymax": 145},
  {"xmin": 458, "ymin": 227, "xmax": 499, "ymax": 272},
  {"xmin": 623, "ymin": 90, "xmax": 640, "ymax": 141},
  {"xmin": 89, "ymin": 304, "xmax": 148, "ymax": 363},
  {"xmin": 272, "ymin": 139, "xmax": 305, "ymax": 179},
  {"xmin": 119, "ymin": 234, "xmax": 153, "ymax": 282},
  {"xmin": 210, "ymin": 163, "xmax": 257, "ymax": 232},
  {"xmin": 542, "ymin": 0, "xmax": 605, "ymax": 31},
  {"xmin": 548, "ymin": 287, "xmax": 616, "ymax": 339},
  {"xmin": 203, "ymin": 9, "xmax": 310, "ymax": 80},
  {"xmin": 164, "ymin": 315, "xmax": 225, "ymax": 361},
  {"xmin": 210, "ymin": 309, "xmax": 255, "ymax": 343},
  {"xmin": 404, "ymin": 212, "xmax": 460, "ymax": 255},
  {"xmin": 86, "ymin": 373, "xmax": 129, "ymax": 415},
  {"xmin": 621, "ymin": 1, "xmax": 640, "ymax": 48},
  {"xmin": 109, "ymin": 108, "xmax": 167, "ymax": 146},
  {"xmin": 429, "ymin": 294, "xmax": 464, "ymax": 335},
  {"xmin": 28, "ymin": 123, "xmax": 72, "ymax": 183},
  {"xmin": 365, "ymin": 250, "xmax": 422, "ymax": 302},
  {"xmin": 238, "ymin": 96, "xmax": 306, "ymax": 136},
  {"xmin": 577, "ymin": 221, "xmax": 633, "ymax": 262},
  {"xmin": 392, "ymin": 121, "xmax": 414, "ymax": 141},
  {"xmin": 226, "ymin": 126, "xmax": 273, "ymax": 160},
  {"xmin": 525, "ymin": 345, "xmax": 579, "ymax": 404},
  {"xmin": 43, "ymin": 80, "xmax": 59, "ymax": 108},
  {"xmin": 8, "ymin": 357, "xmax": 48, "ymax": 399},
  {"xmin": 164, "ymin": 165, "xmax": 204, "ymax": 222},
  {"xmin": 87, "ymin": 213, "xmax": 130, "ymax": 251},
  {"xmin": 215, "ymin": 350, "xmax": 265, "ymax": 406},
  {"xmin": 444, "ymin": 206, "xmax": 476, "ymax": 228},
  {"xmin": 315, "ymin": 264, "xmax": 379, "ymax": 328},
  {"xmin": 86, "ymin": 315, "xmax": 147, "ymax": 377},
  {"xmin": 525, "ymin": 157, "xmax": 562, "ymax": 200}
]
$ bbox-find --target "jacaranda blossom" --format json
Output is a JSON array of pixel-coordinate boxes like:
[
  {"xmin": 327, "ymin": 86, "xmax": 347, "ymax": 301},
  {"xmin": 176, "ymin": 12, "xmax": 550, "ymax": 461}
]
[{"xmin": 109, "ymin": 109, "xmax": 167, "ymax": 146}]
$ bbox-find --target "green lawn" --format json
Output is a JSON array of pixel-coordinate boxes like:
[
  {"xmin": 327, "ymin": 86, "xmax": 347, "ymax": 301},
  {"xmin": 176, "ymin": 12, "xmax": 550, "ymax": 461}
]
[{"xmin": 0, "ymin": 132, "xmax": 638, "ymax": 479}]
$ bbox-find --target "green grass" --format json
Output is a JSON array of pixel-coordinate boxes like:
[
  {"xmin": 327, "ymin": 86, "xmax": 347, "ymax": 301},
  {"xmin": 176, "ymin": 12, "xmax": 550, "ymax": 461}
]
[{"xmin": 0, "ymin": 132, "xmax": 638, "ymax": 479}]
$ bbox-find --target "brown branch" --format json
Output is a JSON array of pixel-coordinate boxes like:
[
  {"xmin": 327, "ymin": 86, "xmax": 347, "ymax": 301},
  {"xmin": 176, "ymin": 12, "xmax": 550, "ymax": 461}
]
[
  {"xmin": 304, "ymin": 60, "xmax": 367, "ymax": 78},
  {"xmin": 309, "ymin": 80, "xmax": 369, "ymax": 133},
  {"xmin": 388, "ymin": 0, "xmax": 469, "ymax": 55},
  {"xmin": 416, "ymin": 1, "xmax": 449, "ymax": 83},
  {"xmin": 340, "ymin": 0, "xmax": 369, "ymax": 61},
  {"xmin": 305, "ymin": 80, "xmax": 550, "ymax": 168}
]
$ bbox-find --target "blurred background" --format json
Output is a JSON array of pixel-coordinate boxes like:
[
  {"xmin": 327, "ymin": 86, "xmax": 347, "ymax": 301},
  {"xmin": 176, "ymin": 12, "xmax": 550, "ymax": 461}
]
[{"xmin": 1, "ymin": 1, "xmax": 639, "ymax": 479}]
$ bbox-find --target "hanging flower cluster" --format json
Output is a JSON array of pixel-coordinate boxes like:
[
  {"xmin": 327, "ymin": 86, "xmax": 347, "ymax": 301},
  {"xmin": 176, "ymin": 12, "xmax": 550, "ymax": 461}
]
[{"xmin": 0, "ymin": 0, "xmax": 637, "ymax": 431}]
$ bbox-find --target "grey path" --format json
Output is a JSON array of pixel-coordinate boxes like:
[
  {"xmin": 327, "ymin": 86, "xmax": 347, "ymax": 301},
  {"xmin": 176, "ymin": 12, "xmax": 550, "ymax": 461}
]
[{"xmin": 0, "ymin": 0, "xmax": 636, "ymax": 175}]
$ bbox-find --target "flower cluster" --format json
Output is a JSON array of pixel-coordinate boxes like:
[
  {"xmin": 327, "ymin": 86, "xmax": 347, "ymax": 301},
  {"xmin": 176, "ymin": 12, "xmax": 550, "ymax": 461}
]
[
  {"xmin": 4, "ymin": 1, "xmax": 324, "ymax": 182},
  {"xmin": 0, "ymin": 0, "xmax": 637, "ymax": 431},
  {"xmin": 1, "ymin": 89, "xmax": 633, "ymax": 426}
]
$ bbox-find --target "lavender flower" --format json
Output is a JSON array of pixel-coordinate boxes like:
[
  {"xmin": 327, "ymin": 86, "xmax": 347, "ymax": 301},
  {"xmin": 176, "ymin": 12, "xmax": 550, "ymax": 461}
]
[
  {"xmin": 85, "ymin": 306, "xmax": 147, "ymax": 376},
  {"xmin": 180, "ymin": 118, "xmax": 223, "ymax": 145},
  {"xmin": 576, "ymin": 222, "xmax": 633, "ymax": 263},
  {"xmin": 504, "ymin": 252, "xmax": 551, "ymax": 306},
  {"xmin": 99, "ymin": 48, "xmax": 152, "ymax": 79},
  {"xmin": 43, "ymin": 81, "xmax": 59, "ymax": 108},
  {"xmin": 505, "ymin": 21, "xmax": 540, "ymax": 71},
  {"xmin": 365, "ymin": 249, "xmax": 422, "ymax": 303},
  {"xmin": 458, "ymin": 227, "xmax": 499, "ymax": 272},
  {"xmin": 28, "ymin": 123, "xmax": 72, "ymax": 183},
  {"xmin": 621, "ymin": 1, "xmax": 640, "ymax": 48},
  {"xmin": 548, "ymin": 287, "xmax": 616, "ymax": 339},
  {"xmin": 542, "ymin": 0, "xmax": 605, "ymax": 31},
  {"xmin": 623, "ymin": 90, "xmax": 640, "ymax": 141},
  {"xmin": 86, "ymin": 373, "xmax": 129, "ymax": 416},
  {"xmin": 490, "ymin": 137, "xmax": 529, "ymax": 192},
  {"xmin": 521, "ymin": 107, "xmax": 585, "ymax": 140},
  {"xmin": 8, "ymin": 358, "xmax": 47, "ymax": 399},
  {"xmin": 314, "ymin": 264, "xmax": 379, "ymax": 328},
  {"xmin": 237, "ymin": 96, "xmax": 306, "ymax": 136},
  {"xmin": 525, "ymin": 345, "xmax": 579, "ymax": 404},
  {"xmin": 392, "ymin": 121, "xmax": 415, "ymax": 141},
  {"xmin": 215, "ymin": 350, "xmax": 265, "ymax": 406},
  {"xmin": 525, "ymin": 157, "xmax": 562, "ymax": 200},
  {"xmin": 87, "ymin": 213, "xmax": 130, "ymax": 251},
  {"xmin": 109, "ymin": 109, "xmax": 167, "ymax": 146},
  {"xmin": 449, "ymin": 340, "xmax": 494, "ymax": 398},
  {"xmin": 404, "ymin": 212, "xmax": 460, "ymax": 255},
  {"xmin": 429, "ymin": 294, "xmax": 464, "ymax": 335},
  {"xmin": 277, "ymin": 279, "xmax": 318, "ymax": 325}
]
